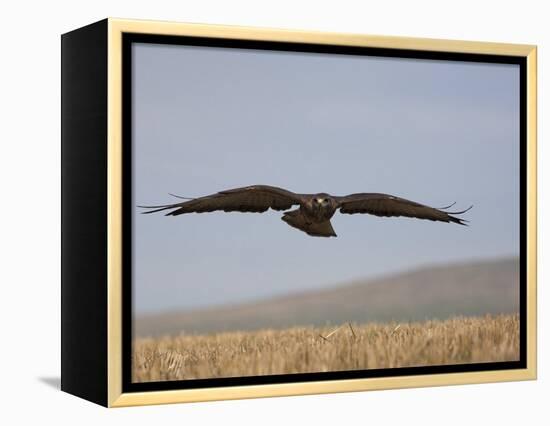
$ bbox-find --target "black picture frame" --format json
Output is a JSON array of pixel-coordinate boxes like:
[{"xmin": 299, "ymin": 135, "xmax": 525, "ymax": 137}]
[{"xmin": 61, "ymin": 18, "xmax": 537, "ymax": 407}]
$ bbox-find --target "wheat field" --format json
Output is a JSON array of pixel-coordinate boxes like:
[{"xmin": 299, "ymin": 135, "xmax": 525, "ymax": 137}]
[{"xmin": 132, "ymin": 314, "xmax": 519, "ymax": 383}]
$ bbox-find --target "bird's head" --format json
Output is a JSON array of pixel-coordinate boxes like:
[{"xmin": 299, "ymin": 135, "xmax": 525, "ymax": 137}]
[{"xmin": 313, "ymin": 194, "xmax": 332, "ymax": 207}]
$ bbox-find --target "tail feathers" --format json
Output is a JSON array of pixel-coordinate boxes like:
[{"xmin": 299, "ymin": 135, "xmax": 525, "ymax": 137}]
[{"xmin": 282, "ymin": 210, "xmax": 337, "ymax": 237}]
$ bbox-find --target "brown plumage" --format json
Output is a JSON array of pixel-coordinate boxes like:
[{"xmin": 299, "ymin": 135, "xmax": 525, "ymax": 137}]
[{"xmin": 139, "ymin": 185, "xmax": 472, "ymax": 238}]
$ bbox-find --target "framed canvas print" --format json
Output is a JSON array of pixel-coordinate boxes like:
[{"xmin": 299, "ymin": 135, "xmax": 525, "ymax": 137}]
[{"xmin": 61, "ymin": 18, "xmax": 537, "ymax": 407}]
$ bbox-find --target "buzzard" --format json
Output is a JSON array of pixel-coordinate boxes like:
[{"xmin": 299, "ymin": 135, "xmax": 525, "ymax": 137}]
[{"xmin": 140, "ymin": 185, "xmax": 472, "ymax": 237}]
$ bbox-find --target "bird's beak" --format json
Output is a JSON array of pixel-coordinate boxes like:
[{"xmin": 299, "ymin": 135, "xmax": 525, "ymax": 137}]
[{"xmin": 316, "ymin": 198, "xmax": 323, "ymax": 204}]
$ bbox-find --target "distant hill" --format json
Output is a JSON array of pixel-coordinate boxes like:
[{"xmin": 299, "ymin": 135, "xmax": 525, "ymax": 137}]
[{"xmin": 135, "ymin": 257, "xmax": 520, "ymax": 337}]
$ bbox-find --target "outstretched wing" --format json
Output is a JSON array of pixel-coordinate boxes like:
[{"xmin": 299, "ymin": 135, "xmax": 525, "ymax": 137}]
[
  {"xmin": 139, "ymin": 185, "xmax": 302, "ymax": 216},
  {"xmin": 336, "ymin": 193, "xmax": 472, "ymax": 225}
]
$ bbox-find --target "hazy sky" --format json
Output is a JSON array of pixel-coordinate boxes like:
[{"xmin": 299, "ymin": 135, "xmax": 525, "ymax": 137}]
[{"xmin": 132, "ymin": 42, "xmax": 519, "ymax": 315}]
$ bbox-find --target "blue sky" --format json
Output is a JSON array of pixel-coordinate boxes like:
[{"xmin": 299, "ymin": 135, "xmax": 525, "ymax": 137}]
[{"xmin": 132, "ymin": 42, "xmax": 520, "ymax": 314}]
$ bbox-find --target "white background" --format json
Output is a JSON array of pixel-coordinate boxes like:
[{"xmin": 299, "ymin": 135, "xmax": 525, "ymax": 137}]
[{"xmin": 0, "ymin": 0, "xmax": 546, "ymax": 424}]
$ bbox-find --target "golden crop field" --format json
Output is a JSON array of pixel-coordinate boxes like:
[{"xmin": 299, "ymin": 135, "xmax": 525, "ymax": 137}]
[{"xmin": 132, "ymin": 314, "xmax": 519, "ymax": 383}]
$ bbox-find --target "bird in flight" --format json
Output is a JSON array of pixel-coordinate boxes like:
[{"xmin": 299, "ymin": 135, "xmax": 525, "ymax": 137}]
[{"xmin": 139, "ymin": 185, "xmax": 472, "ymax": 238}]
